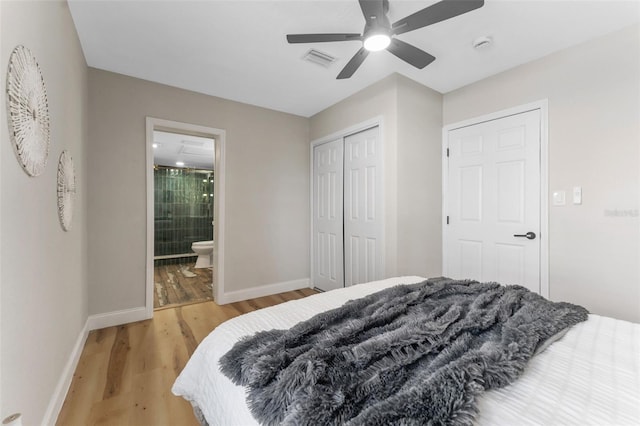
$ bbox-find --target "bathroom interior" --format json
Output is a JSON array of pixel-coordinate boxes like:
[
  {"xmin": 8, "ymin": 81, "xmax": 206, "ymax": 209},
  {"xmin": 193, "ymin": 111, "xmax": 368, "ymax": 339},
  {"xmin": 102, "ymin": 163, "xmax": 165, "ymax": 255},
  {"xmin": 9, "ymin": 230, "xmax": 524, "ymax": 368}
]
[{"xmin": 153, "ymin": 130, "xmax": 215, "ymax": 309}]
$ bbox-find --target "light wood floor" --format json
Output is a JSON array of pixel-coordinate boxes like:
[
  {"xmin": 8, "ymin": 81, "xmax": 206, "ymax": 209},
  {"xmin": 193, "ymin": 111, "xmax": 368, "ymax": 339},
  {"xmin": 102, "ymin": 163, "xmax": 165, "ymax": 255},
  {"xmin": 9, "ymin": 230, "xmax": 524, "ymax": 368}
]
[
  {"xmin": 154, "ymin": 263, "xmax": 213, "ymax": 309},
  {"xmin": 56, "ymin": 288, "xmax": 318, "ymax": 426}
]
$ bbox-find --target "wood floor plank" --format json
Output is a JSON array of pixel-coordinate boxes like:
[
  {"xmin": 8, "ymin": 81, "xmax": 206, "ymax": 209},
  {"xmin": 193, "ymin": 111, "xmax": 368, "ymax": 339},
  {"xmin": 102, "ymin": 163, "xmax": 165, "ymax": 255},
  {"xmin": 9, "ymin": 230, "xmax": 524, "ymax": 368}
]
[
  {"xmin": 153, "ymin": 267, "xmax": 163, "ymax": 308},
  {"xmin": 154, "ymin": 263, "xmax": 213, "ymax": 309},
  {"xmin": 219, "ymin": 302, "xmax": 244, "ymax": 318},
  {"xmin": 127, "ymin": 320, "xmax": 156, "ymax": 376},
  {"xmin": 103, "ymin": 326, "xmax": 130, "ymax": 399},
  {"xmin": 56, "ymin": 352, "xmax": 109, "ymax": 425},
  {"xmin": 167, "ymin": 266, "xmax": 190, "ymax": 304},
  {"xmin": 270, "ymin": 293, "xmax": 288, "ymax": 303},
  {"xmin": 175, "ymin": 307, "xmax": 198, "ymax": 357},
  {"xmin": 298, "ymin": 288, "xmax": 318, "ymax": 297},
  {"xmin": 173, "ymin": 271, "xmax": 194, "ymax": 303},
  {"xmin": 87, "ymin": 392, "xmax": 132, "ymax": 426},
  {"xmin": 251, "ymin": 295, "xmax": 281, "ymax": 309},
  {"xmin": 180, "ymin": 302, "xmax": 224, "ymax": 343},
  {"xmin": 157, "ymin": 267, "xmax": 179, "ymax": 306},
  {"xmin": 129, "ymin": 370, "xmax": 175, "ymax": 426},
  {"xmin": 82, "ymin": 328, "xmax": 117, "ymax": 357},
  {"xmin": 57, "ymin": 287, "xmax": 318, "ymax": 425}
]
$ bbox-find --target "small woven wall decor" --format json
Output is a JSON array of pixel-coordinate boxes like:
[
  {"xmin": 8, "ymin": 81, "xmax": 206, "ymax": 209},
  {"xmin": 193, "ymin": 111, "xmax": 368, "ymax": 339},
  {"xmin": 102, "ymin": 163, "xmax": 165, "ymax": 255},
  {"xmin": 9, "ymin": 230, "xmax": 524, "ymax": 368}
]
[
  {"xmin": 57, "ymin": 150, "xmax": 76, "ymax": 231},
  {"xmin": 6, "ymin": 45, "xmax": 51, "ymax": 176}
]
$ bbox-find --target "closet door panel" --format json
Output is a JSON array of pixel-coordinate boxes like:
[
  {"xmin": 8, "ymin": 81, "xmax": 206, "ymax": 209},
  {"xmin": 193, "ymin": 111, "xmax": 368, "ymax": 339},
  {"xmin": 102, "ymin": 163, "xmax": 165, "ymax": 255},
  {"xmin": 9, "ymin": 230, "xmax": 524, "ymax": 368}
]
[
  {"xmin": 312, "ymin": 139, "xmax": 344, "ymax": 291},
  {"xmin": 344, "ymin": 126, "xmax": 384, "ymax": 287}
]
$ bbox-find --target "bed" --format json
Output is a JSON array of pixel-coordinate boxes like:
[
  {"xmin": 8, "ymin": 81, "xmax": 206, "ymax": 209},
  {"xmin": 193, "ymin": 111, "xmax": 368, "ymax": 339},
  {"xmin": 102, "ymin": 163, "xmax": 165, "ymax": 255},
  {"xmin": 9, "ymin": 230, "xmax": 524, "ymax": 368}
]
[{"xmin": 172, "ymin": 276, "xmax": 640, "ymax": 425}]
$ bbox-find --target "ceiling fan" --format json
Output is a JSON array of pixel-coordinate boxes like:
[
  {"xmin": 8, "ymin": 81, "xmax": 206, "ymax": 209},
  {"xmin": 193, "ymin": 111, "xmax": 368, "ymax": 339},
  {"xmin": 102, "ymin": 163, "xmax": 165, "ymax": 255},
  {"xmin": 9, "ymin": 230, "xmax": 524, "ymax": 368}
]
[{"xmin": 287, "ymin": 0, "xmax": 484, "ymax": 79}]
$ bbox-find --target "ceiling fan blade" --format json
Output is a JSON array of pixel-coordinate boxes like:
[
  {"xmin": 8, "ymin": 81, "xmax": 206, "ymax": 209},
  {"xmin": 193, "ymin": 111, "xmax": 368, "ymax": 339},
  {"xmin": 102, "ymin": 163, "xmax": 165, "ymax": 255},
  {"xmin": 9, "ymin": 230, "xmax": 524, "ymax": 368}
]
[
  {"xmin": 287, "ymin": 34, "xmax": 362, "ymax": 44},
  {"xmin": 386, "ymin": 38, "xmax": 435, "ymax": 69},
  {"xmin": 358, "ymin": 0, "xmax": 388, "ymax": 26},
  {"xmin": 392, "ymin": 0, "xmax": 484, "ymax": 35},
  {"xmin": 337, "ymin": 47, "xmax": 369, "ymax": 79}
]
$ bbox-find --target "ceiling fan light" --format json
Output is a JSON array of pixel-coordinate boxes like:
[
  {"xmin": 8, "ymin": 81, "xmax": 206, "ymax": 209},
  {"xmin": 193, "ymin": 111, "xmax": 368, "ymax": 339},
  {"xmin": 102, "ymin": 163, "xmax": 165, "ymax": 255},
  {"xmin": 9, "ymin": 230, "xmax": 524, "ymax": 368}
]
[{"xmin": 363, "ymin": 34, "xmax": 391, "ymax": 52}]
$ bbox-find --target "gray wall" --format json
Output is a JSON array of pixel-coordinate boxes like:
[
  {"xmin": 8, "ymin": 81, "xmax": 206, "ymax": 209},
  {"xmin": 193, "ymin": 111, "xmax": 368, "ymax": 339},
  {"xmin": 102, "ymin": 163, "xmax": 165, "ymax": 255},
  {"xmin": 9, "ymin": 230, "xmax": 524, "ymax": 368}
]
[
  {"xmin": 0, "ymin": 1, "xmax": 88, "ymax": 424},
  {"xmin": 310, "ymin": 74, "xmax": 444, "ymax": 279},
  {"xmin": 443, "ymin": 25, "xmax": 640, "ymax": 322},
  {"xmin": 87, "ymin": 69, "xmax": 310, "ymax": 314},
  {"xmin": 396, "ymin": 77, "xmax": 443, "ymax": 278}
]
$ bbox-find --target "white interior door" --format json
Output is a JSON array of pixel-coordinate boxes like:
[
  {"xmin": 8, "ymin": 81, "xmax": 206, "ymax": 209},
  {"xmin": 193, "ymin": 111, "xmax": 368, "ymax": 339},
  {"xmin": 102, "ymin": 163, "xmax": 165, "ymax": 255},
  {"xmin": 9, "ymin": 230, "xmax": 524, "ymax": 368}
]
[
  {"xmin": 344, "ymin": 126, "xmax": 384, "ymax": 287},
  {"xmin": 312, "ymin": 139, "xmax": 344, "ymax": 291},
  {"xmin": 445, "ymin": 109, "xmax": 541, "ymax": 293}
]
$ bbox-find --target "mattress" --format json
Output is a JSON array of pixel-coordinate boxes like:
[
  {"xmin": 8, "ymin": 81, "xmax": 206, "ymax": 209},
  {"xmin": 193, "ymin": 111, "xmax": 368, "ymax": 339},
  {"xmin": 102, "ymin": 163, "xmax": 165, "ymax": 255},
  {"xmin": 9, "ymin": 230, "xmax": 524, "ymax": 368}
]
[{"xmin": 172, "ymin": 276, "xmax": 640, "ymax": 425}]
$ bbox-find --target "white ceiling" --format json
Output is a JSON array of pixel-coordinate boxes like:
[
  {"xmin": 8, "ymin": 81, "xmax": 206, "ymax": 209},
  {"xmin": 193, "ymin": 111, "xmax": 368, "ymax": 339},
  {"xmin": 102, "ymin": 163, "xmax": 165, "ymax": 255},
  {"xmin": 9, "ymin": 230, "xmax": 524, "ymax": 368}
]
[
  {"xmin": 68, "ymin": 0, "xmax": 640, "ymax": 117},
  {"xmin": 153, "ymin": 130, "xmax": 214, "ymax": 170}
]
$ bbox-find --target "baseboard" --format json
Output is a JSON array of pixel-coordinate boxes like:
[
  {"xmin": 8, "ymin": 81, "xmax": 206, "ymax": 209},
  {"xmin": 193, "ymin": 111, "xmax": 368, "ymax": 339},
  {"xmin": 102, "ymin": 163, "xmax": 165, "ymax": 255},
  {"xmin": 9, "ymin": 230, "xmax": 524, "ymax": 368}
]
[
  {"xmin": 87, "ymin": 306, "xmax": 151, "ymax": 331},
  {"xmin": 218, "ymin": 278, "xmax": 311, "ymax": 304},
  {"xmin": 41, "ymin": 318, "xmax": 89, "ymax": 425}
]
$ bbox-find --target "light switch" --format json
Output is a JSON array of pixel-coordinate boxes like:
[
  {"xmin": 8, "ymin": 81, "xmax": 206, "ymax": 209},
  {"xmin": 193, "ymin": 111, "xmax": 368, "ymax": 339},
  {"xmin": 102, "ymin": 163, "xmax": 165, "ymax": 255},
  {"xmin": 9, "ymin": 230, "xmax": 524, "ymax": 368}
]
[
  {"xmin": 553, "ymin": 190, "xmax": 566, "ymax": 206},
  {"xmin": 573, "ymin": 186, "xmax": 582, "ymax": 205}
]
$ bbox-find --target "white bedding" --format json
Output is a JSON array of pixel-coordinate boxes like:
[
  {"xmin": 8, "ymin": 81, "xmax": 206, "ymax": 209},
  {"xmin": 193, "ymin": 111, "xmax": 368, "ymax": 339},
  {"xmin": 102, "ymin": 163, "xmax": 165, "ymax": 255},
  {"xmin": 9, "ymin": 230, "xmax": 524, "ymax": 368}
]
[{"xmin": 172, "ymin": 276, "xmax": 640, "ymax": 425}]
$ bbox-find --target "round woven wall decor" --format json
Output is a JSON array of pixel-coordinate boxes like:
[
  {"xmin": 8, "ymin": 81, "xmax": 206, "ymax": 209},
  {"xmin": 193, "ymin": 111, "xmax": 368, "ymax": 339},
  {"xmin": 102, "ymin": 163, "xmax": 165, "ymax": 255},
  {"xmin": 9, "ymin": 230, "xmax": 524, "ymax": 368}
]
[
  {"xmin": 57, "ymin": 150, "xmax": 76, "ymax": 231},
  {"xmin": 6, "ymin": 45, "xmax": 51, "ymax": 176}
]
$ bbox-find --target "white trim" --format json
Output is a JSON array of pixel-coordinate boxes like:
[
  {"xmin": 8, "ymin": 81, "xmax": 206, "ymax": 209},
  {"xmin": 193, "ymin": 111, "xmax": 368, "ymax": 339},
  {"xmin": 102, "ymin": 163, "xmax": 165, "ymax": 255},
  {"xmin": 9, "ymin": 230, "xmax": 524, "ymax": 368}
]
[
  {"xmin": 310, "ymin": 116, "xmax": 384, "ymax": 148},
  {"xmin": 42, "ymin": 319, "xmax": 89, "ymax": 426},
  {"xmin": 442, "ymin": 99, "xmax": 550, "ymax": 298},
  {"xmin": 154, "ymin": 253, "xmax": 197, "ymax": 260},
  {"xmin": 0, "ymin": 4, "xmax": 3, "ymax": 412},
  {"xmin": 87, "ymin": 307, "xmax": 149, "ymax": 331},
  {"xmin": 538, "ymin": 100, "xmax": 550, "ymax": 299},
  {"xmin": 443, "ymin": 100, "xmax": 547, "ymax": 131},
  {"xmin": 214, "ymin": 129, "xmax": 226, "ymax": 302},
  {"xmin": 309, "ymin": 116, "xmax": 386, "ymax": 288},
  {"xmin": 441, "ymin": 129, "xmax": 449, "ymax": 282},
  {"xmin": 145, "ymin": 117, "xmax": 226, "ymax": 315},
  {"xmin": 216, "ymin": 278, "xmax": 311, "ymax": 305},
  {"xmin": 0, "ymin": 1, "xmax": 3, "ymax": 409},
  {"xmin": 309, "ymin": 144, "xmax": 315, "ymax": 288},
  {"xmin": 146, "ymin": 118, "xmax": 154, "ymax": 319}
]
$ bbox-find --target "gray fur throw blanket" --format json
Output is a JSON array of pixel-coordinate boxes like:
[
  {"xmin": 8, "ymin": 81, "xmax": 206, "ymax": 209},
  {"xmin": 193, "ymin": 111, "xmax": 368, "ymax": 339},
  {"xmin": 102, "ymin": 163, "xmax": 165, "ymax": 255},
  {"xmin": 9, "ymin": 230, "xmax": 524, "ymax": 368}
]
[{"xmin": 219, "ymin": 279, "xmax": 588, "ymax": 425}]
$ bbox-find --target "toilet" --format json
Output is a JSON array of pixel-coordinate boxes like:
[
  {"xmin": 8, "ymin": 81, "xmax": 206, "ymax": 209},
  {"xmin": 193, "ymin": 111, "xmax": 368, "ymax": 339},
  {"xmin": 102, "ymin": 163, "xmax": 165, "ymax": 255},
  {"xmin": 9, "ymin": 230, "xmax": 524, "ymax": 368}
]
[{"xmin": 191, "ymin": 240, "xmax": 214, "ymax": 268}]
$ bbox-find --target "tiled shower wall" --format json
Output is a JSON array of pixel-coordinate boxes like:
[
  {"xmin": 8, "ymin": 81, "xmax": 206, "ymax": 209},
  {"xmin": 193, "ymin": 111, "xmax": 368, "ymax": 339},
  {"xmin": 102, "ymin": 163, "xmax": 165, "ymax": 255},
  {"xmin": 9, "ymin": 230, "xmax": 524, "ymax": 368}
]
[{"xmin": 154, "ymin": 167, "xmax": 214, "ymax": 265}]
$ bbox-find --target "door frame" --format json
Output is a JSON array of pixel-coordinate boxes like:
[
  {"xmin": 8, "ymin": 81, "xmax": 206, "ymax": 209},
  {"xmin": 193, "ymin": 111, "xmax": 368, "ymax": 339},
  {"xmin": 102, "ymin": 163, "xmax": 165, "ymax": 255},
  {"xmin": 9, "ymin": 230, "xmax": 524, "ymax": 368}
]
[
  {"xmin": 145, "ymin": 117, "xmax": 226, "ymax": 317},
  {"xmin": 441, "ymin": 100, "xmax": 549, "ymax": 298},
  {"xmin": 309, "ymin": 116, "xmax": 385, "ymax": 289}
]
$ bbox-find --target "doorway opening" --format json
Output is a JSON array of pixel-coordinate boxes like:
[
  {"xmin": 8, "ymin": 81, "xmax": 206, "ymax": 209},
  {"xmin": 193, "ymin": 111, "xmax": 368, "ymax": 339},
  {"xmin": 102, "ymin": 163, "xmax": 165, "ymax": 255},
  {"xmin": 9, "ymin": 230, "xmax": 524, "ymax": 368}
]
[
  {"xmin": 153, "ymin": 130, "xmax": 214, "ymax": 309},
  {"xmin": 146, "ymin": 118, "xmax": 226, "ymax": 316}
]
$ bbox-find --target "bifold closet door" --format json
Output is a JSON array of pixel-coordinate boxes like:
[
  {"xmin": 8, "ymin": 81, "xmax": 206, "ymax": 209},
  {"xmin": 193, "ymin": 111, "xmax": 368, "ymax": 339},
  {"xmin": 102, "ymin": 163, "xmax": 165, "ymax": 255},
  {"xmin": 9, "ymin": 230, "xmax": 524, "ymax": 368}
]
[
  {"xmin": 312, "ymin": 126, "xmax": 383, "ymax": 291},
  {"xmin": 312, "ymin": 139, "xmax": 344, "ymax": 292},
  {"xmin": 343, "ymin": 126, "xmax": 383, "ymax": 287}
]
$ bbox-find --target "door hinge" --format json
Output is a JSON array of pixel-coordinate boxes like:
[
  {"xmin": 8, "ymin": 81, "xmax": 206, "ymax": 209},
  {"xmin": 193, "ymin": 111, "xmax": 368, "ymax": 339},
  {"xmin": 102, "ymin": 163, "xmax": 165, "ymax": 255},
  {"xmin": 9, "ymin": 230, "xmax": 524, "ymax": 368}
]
[
  {"xmin": 446, "ymin": 148, "xmax": 449, "ymax": 157},
  {"xmin": 446, "ymin": 216, "xmax": 449, "ymax": 225}
]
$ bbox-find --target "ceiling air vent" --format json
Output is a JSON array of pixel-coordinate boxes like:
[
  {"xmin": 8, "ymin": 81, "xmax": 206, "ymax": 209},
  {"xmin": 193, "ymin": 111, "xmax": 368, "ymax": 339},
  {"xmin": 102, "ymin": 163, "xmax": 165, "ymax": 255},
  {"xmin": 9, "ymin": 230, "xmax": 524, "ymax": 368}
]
[{"xmin": 302, "ymin": 49, "xmax": 336, "ymax": 68}]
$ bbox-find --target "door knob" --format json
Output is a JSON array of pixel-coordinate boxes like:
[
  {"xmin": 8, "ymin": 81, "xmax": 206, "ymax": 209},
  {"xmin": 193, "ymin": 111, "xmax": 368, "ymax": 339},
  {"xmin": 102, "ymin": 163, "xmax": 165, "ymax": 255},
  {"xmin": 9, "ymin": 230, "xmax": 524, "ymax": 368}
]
[{"xmin": 513, "ymin": 232, "xmax": 536, "ymax": 240}]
